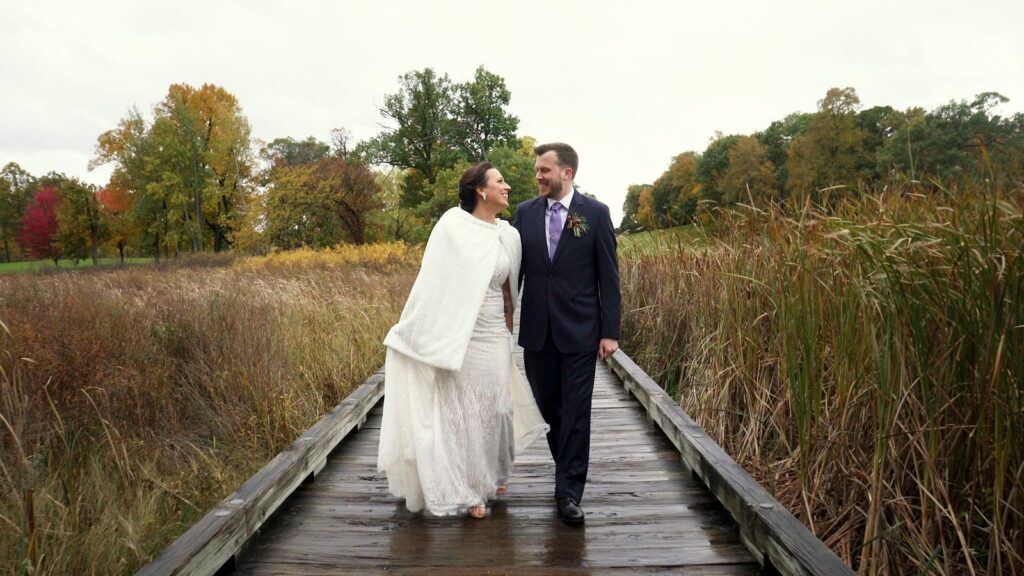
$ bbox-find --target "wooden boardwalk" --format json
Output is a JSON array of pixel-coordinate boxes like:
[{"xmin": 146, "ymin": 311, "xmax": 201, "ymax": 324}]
[
  {"xmin": 139, "ymin": 314, "xmax": 852, "ymax": 575},
  {"xmin": 231, "ymin": 350, "xmax": 759, "ymax": 575}
]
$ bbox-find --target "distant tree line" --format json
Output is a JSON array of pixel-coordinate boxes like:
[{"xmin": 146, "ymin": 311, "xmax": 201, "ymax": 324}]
[
  {"xmin": 6, "ymin": 82, "xmax": 1022, "ymax": 263},
  {"xmin": 0, "ymin": 164, "xmax": 129, "ymax": 265},
  {"xmin": 620, "ymin": 87, "xmax": 1024, "ymax": 232},
  {"xmin": 0, "ymin": 65, "xmax": 530, "ymax": 263}
]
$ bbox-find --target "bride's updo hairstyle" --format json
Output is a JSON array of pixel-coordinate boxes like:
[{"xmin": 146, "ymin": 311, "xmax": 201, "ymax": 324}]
[{"xmin": 458, "ymin": 162, "xmax": 495, "ymax": 213}]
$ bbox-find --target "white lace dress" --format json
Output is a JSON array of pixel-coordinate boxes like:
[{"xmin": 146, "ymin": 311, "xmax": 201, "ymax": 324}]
[{"xmin": 379, "ymin": 247, "xmax": 519, "ymax": 515}]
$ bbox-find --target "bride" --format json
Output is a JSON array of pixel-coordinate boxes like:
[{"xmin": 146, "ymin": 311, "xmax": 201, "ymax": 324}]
[{"xmin": 378, "ymin": 162, "xmax": 549, "ymax": 519}]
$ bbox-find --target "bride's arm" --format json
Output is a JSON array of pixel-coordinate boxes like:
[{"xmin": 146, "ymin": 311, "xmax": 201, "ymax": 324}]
[{"xmin": 502, "ymin": 279, "xmax": 513, "ymax": 333}]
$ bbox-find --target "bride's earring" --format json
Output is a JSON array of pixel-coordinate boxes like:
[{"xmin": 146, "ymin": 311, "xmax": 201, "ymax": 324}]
[{"xmin": 481, "ymin": 193, "xmax": 487, "ymax": 202}]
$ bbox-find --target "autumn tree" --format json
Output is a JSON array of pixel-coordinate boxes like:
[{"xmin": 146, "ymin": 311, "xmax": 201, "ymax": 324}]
[
  {"xmin": 664, "ymin": 152, "xmax": 701, "ymax": 224},
  {"xmin": 635, "ymin": 186, "xmax": 658, "ymax": 231},
  {"xmin": 786, "ymin": 87, "xmax": 868, "ymax": 200},
  {"xmin": 97, "ymin": 187, "xmax": 134, "ymax": 262},
  {"xmin": 154, "ymin": 83, "xmax": 255, "ymax": 252},
  {"xmin": 18, "ymin": 185, "xmax": 62, "ymax": 264},
  {"xmin": 264, "ymin": 157, "xmax": 382, "ymax": 248},
  {"xmin": 641, "ymin": 152, "xmax": 702, "ymax": 228},
  {"xmin": 91, "ymin": 83, "xmax": 255, "ymax": 259},
  {"xmin": 720, "ymin": 136, "xmax": 777, "ymax": 205}
]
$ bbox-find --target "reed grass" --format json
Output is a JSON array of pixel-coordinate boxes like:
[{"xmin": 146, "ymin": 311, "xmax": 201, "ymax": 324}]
[
  {"xmin": 0, "ymin": 245, "xmax": 418, "ymax": 574},
  {"xmin": 619, "ymin": 180, "xmax": 1023, "ymax": 574}
]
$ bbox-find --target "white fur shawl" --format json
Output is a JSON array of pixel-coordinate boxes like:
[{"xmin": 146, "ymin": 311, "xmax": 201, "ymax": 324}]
[{"xmin": 384, "ymin": 207, "xmax": 521, "ymax": 371}]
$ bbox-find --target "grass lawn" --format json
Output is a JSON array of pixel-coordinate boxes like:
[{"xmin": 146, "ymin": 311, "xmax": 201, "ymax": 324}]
[
  {"xmin": 618, "ymin": 225, "xmax": 708, "ymax": 257},
  {"xmin": 0, "ymin": 257, "xmax": 152, "ymax": 274}
]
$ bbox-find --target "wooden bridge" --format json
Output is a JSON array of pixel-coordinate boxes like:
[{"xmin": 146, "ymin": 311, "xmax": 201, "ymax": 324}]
[{"xmin": 138, "ymin": 340, "xmax": 853, "ymax": 575}]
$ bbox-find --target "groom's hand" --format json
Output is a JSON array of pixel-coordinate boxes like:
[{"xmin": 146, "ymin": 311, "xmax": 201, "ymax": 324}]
[{"xmin": 598, "ymin": 338, "xmax": 619, "ymax": 361}]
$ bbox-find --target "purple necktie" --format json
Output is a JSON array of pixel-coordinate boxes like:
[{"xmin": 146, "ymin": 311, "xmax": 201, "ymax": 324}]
[{"xmin": 548, "ymin": 202, "xmax": 563, "ymax": 259}]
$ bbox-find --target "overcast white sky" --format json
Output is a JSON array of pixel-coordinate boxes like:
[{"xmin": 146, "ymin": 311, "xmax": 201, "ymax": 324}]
[{"xmin": 2, "ymin": 0, "xmax": 1023, "ymax": 224}]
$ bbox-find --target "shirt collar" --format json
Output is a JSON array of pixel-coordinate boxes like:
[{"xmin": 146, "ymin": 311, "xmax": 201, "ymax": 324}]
[{"xmin": 547, "ymin": 184, "xmax": 575, "ymax": 212}]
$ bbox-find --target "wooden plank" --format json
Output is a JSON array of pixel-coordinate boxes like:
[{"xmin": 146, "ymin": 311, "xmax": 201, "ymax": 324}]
[
  {"xmin": 135, "ymin": 369, "xmax": 386, "ymax": 576},
  {"xmin": 234, "ymin": 557, "xmax": 761, "ymax": 569},
  {"xmin": 606, "ymin": 350, "xmax": 854, "ymax": 576}
]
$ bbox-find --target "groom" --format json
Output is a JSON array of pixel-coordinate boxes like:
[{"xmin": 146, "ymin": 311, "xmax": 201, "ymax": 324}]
[{"xmin": 513, "ymin": 142, "xmax": 621, "ymax": 525}]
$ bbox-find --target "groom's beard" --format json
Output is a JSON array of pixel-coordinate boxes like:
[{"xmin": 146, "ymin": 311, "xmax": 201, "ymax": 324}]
[{"xmin": 540, "ymin": 178, "xmax": 563, "ymax": 198}]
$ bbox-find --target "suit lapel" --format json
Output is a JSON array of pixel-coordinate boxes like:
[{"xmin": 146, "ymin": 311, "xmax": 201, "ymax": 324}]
[
  {"xmin": 550, "ymin": 193, "xmax": 584, "ymax": 269},
  {"xmin": 538, "ymin": 199, "xmax": 552, "ymax": 268}
]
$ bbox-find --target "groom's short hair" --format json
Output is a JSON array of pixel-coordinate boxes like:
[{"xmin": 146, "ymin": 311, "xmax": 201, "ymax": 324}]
[{"xmin": 535, "ymin": 142, "xmax": 578, "ymax": 179}]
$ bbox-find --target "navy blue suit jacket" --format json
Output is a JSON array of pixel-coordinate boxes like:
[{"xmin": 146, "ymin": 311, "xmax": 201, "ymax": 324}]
[{"xmin": 513, "ymin": 191, "xmax": 621, "ymax": 353}]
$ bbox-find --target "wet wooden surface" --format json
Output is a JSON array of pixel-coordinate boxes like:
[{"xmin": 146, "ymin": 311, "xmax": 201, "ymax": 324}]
[{"xmin": 233, "ymin": 347, "xmax": 759, "ymax": 574}]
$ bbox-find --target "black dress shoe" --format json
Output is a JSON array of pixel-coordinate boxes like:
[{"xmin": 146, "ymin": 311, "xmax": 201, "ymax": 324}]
[{"xmin": 557, "ymin": 497, "xmax": 585, "ymax": 525}]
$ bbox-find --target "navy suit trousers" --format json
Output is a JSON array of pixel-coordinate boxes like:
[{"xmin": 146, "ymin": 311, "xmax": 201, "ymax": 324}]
[{"xmin": 523, "ymin": 327, "xmax": 595, "ymax": 503}]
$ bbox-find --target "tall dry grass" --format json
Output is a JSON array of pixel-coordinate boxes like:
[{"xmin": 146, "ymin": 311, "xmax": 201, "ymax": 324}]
[
  {"xmin": 0, "ymin": 243, "xmax": 419, "ymax": 574},
  {"xmin": 620, "ymin": 182, "xmax": 1023, "ymax": 574}
]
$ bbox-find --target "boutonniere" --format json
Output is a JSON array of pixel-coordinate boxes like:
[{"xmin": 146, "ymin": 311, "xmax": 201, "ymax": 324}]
[{"xmin": 565, "ymin": 212, "xmax": 590, "ymax": 237}]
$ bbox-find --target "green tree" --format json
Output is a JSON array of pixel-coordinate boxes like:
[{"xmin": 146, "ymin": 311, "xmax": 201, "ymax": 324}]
[
  {"xmin": 620, "ymin": 184, "xmax": 647, "ymax": 232},
  {"xmin": 696, "ymin": 133, "xmax": 741, "ymax": 204},
  {"xmin": 452, "ymin": 66, "xmax": 520, "ymax": 161},
  {"xmin": 56, "ymin": 178, "xmax": 105, "ymax": 264},
  {"xmin": 0, "ymin": 162, "xmax": 37, "ymax": 262},
  {"xmin": 757, "ymin": 112, "xmax": 811, "ymax": 194},
  {"xmin": 855, "ymin": 105, "xmax": 905, "ymax": 183},
  {"xmin": 91, "ymin": 108, "xmax": 172, "ymax": 260},
  {"xmin": 0, "ymin": 178, "xmax": 12, "ymax": 261},
  {"xmin": 487, "ymin": 137, "xmax": 537, "ymax": 216},
  {"xmin": 357, "ymin": 68, "xmax": 457, "ymax": 197},
  {"xmin": 261, "ymin": 136, "xmax": 331, "ymax": 170},
  {"xmin": 367, "ymin": 168, "xmax": 426, "ymax": 243},
  {"xmin": 880, "ymin": 92, "xmax": 1018, "ymax": 184},
  {"xmin": 419, "ymin": 160, "xmax": 473, "ymax": 224},
  {"xmin": 357, "ymin": 66, "xmax": 521, "ymax": 215}
]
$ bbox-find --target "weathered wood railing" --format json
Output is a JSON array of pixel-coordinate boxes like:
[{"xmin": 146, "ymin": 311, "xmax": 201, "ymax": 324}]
[
  {"xmin": 606, "ymin": 350, "xmax": 855, "ymax": 576},
  {"xmin": 136, "ymin": 369, "xmax": 385, "ymax": 576}
]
